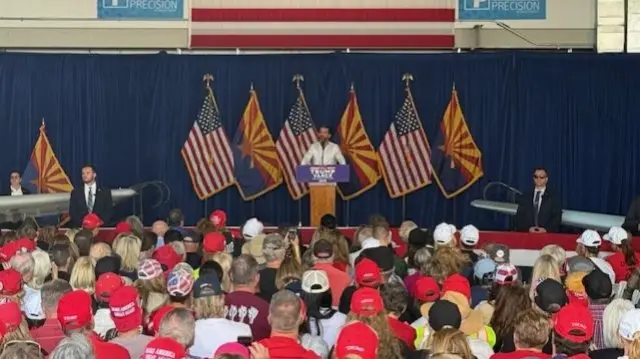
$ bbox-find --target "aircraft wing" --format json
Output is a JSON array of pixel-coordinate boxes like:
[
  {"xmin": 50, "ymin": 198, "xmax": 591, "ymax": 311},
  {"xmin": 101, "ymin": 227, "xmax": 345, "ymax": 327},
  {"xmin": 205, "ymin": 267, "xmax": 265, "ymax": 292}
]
[
  {"xmin": 470, "ymin": 199, "xmax": 625, "ymax": 232},
  {"xmin": 0, "ymin": 189, "xmax": 136, "ymax": 223}
]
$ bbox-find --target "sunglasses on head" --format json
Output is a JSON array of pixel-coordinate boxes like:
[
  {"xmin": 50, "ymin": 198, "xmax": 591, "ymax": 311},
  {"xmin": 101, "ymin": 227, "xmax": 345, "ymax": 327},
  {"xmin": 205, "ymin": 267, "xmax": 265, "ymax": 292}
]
[{"xmin": 533, "ymin": 175, "xmax": 547, "ymax": 179}]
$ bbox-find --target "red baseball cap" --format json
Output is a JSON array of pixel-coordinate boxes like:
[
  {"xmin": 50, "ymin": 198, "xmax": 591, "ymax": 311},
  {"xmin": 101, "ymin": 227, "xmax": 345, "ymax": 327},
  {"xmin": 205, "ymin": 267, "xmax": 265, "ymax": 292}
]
[
  {"xmin": 0, "ymin": 242, "xmax": 18, "ymax": 262},
  {"xmin": 142, "ymin": 337, "xmax": 186, "ymax": 359},
  {"xmin": 0, "ymin": 301, "xmax": 23, "ymax": 331},
  {"xmin": 209, "ymin": 210, "xmax": 227, "ymax": 228},
  {"xmin": 554, "ymin": 303, "xmax": 594, "ymax": 343},
  {"xmin": 152, "ymin": 246, "xmax": 181, "ymax": 273},
  {"xmin": 114, "ymin": 221, "xmax": 132, "ymax": 235},
  {"xmin": 414, "ymin": 276, "xmax": 441, "ymax": 302},
  {"xmin": 0, "ymin": 269, "xmax": 23, "ymax": 296},
  {"xmin": 82, "ymin": 213, "xmax": 103, "ymax": 230},
  {"xmin": 95, "ymin": 273, "xmax": 124, "ymax": 303},
  {"xmin": 335, "ymin": 321, "xmax": 379, "ymax": 359},
  {"xmin": 57, "ymin": 290, "xmax": 93, "ymax": 330},
  {"xmin": 14, "ymin": 238, "xmax": 35, "ymax": 253},
  {"xmin": 350, "ymin": 287, "xmax": 384, "ymax": 317},
  {"xmin": 355, "ymin": 258, "xmax": 382, "ymax": 287},
  {"xmin": 149, "ymin": 305, "xmax": 176, "ymax": 335},
  {"xmin": 203, "ymin": 232, "xmax": 226, "ymax": 254},
  {"xmin": 442, "ymin": 273, "xmax": 471, "ymax": 300},
  {"xmin": 109, "ymin": 286, "xmax": 142, "ymax": 333},
  {"xmin": 215, "ymin": 343, "xmax": 249, "ymax": 359}
]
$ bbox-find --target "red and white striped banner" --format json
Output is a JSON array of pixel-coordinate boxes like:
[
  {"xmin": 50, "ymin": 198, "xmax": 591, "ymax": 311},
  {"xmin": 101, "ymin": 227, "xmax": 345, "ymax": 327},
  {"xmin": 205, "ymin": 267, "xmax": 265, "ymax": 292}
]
[{"xmin": 190, "ymin": 0, "xmax": 455, "ymax": 49}]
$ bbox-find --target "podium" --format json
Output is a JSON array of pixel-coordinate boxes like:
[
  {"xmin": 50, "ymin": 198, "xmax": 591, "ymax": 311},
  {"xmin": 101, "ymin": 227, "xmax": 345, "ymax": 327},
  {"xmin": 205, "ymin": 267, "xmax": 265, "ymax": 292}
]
[{"xmin": 296, "ymin": 165, "xmax": 350, "ymax": 227}]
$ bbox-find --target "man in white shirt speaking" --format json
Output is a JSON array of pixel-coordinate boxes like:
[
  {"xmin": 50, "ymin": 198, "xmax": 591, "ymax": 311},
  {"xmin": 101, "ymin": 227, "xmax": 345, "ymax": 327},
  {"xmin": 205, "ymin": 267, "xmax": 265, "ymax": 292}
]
[{"xmin": 301, "ymin": 127, "xmax": 346, "ymax": 166}]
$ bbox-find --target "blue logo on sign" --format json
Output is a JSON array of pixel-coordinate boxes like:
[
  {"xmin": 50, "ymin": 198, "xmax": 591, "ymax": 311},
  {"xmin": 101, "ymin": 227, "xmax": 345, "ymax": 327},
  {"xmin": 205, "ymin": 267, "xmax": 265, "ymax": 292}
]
[
  {"xmin": 98, "ymin": 0, "xmax": 184, "ymax": 20},
  {"xmin": 458, "ymin": 0, "xmax": 546, "ymax": 20}
]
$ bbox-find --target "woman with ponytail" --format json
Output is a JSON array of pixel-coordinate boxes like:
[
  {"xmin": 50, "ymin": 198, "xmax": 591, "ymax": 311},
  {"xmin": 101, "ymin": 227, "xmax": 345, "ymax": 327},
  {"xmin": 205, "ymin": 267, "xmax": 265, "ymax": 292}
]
[
  {"xmin": 604, "ymin": 227, "xmax": 640, "ymax": 282},
  {"xmin": 618, "ymin": 309, "xmax": 640, "ymax": 359}
]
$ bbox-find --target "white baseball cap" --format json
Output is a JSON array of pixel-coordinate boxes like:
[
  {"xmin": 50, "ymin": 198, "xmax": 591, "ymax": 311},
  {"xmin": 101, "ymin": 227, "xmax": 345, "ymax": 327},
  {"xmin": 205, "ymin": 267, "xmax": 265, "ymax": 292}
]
[
  {"xmin": 603, "ymin": 226, "xmax": 628, "ymax": 245},
  {"xmin": 619, "ymin": 309, "xmax": 640, "ymax": 340},
  {"xmin": 434, "ymin": 222, "xmax": 457, "ymax": 245},
  {"xmin": 301, "ymin": 270, "xmax": 330, "ymax": 294},
  {"xmin": 460, "ymin": 225, "xmax": 480, "ymax": 246},
  {"xmin": 242, "ymin": 218, "xmax": 264, "ymax": 239},
  {"xmin": 576, "ymin": 229, "xmax": 602, "ymax": 248}
]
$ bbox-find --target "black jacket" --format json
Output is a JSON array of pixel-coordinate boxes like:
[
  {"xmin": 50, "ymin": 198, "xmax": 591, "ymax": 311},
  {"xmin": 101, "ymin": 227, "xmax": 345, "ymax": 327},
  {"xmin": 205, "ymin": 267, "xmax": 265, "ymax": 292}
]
[
  {"xmin": 514, "ymin": 189, "xmax": 562, "ymax": 233},
  {"xmin": 623, "ymin": 196, "xmax": 640, "ymax": 235},
  {"xmin": 69, "ymin": 185, "xmax": 113, "ymax": 228}
]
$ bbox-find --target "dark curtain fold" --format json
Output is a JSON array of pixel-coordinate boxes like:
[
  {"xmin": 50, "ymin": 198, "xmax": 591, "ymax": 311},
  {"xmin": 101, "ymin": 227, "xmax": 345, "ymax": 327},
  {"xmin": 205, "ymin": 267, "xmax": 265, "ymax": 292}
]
[{"xmin": 0, "ymin": 52, "xmax": 637, "ymax": 230}]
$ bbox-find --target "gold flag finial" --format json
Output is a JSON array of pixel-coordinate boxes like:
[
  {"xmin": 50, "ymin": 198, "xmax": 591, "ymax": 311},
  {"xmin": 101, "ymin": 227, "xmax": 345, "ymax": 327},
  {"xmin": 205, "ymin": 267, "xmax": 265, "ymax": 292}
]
[
  {"xmin": 250, "ymin": 82, "xmax": 254, "ymax": 92},
  {"xmin": 292, "ymin": 74, "xmax": 304, "ymax": 89},
  {"xmin": 350, "ymin": 82, "xmax": 355, "ymax": 91},
  {"xmin": 202, "ymin": 74, "xmax": 214, "ymax": 88},
  {"xmin": 40, "ymin": 118, "xmax": 45, "ymax": 132},
  {"xmin": 402, "ymin": 73, "xmax": 414, "ymax": 88}
]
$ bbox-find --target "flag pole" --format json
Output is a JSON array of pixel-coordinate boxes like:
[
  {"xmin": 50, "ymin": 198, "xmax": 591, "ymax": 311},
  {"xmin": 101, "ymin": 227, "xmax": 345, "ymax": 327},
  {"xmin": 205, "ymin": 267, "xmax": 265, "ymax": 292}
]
[
  {"xmin": 402, "ymin": 195, "xmax": 407, "ymax": 219},
  {"xmin": 293, "ymin": 74, "xmax": 304, "ymax": 226},
  {"xmin": 202, "ymin": 74, "xmax": 214, "ymax": 219}
]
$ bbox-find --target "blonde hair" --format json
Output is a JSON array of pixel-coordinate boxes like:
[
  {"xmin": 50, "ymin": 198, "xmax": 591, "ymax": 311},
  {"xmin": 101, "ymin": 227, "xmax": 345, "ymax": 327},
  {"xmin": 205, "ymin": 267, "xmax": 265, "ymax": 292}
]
[
  {"xmin": 513, "ymin": 309, "xmax": 551, "ymax": 349},
  {"xmin": 69, "ymin": 257, "xmax": 96, "ymax": 294},
  {"xmin": 134, "ymin": 276, "xmax": 168, "ymax": 315},
  {"xmin": 424, "ymin": 247, "xmax": 469, "ymax": 283},
  {"xmin": 529, "ymin": 254, "xmax": 562, "ymax": 300},
  {"xmin": 192, "ymin": 295, "xmax": 225, "ymax": 320},
  {"xmin": 398, "ymin": 221, "xmax": 418, "ymax": 242},
  {"xmin": 169, "ymin": 241, "xmax": 186, "ymax": 260},
  {"xmin": 429, "ymin": 328, "xmax": 474, "ymax": 359},
  {"xmin": 212, "ymin": 252, "xmax": 232, "ymax": 293},
  {"xmin": 604, "ymin": 299, "xmax": 634, "ymax": 348},
  {"xmin": 65, "ymin": 228, "xmax": 79, "ymax": 243},
  {"xmin": 629, "ymin": 332, "xmax": 640, "ymax": 359},
  {"xmin": 354, "ymin": 225, "xmax": 373, "ymax": 246},
  {"xmin": 346, "ymin": 313, "xmax": 402, "ymax": 359},
  {"xmin": 89, "ymin": 242, "xmax": 112, "ymax": 262},
  {"xmin": 540, "ymin": 244, "xmax": 566, "ymax": 268},
  {"xmin": 113, "ymin": 235, "xmax": 142, "ymax": 272},
  {"xmin": 275, "ymin": 256, "xmax": 302, "ymax": 290},
  {"xmin": 30, "ymin": 249, "xmax": 52, "ymax": 290}
]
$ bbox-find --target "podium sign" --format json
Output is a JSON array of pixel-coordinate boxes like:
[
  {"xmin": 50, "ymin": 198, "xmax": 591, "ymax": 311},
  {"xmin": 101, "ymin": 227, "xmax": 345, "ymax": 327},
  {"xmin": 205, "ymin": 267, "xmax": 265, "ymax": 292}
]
[
  {"xmin": 295, "ymin": 165, "xmax": 350, "ymax": 184},
  {"xmin": 296, "ymin": 165, "xmax": 349, "ymax": 226}
]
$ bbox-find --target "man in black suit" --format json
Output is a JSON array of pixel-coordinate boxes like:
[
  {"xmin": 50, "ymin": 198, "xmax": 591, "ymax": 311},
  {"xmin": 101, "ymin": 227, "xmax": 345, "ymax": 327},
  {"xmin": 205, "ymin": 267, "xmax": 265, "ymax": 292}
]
[
  {"xmin": 69, "ymin": 165, "xmax": 112, "ymax": 228},
  {"xmin": 7, "ymin": 171, "xmax": 31, "ymax": 196},
  {"xmin": 514, "ymin": 167, "xmax": 562, "ymax": 233}
]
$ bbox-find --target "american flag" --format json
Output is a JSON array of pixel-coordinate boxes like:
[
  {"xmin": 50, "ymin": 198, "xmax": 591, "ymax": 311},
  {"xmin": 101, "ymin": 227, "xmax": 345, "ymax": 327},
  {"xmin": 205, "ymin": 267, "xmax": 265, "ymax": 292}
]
[
  {"xmin": 181, "ymin": 84, "xmax": 235, "ymax": 200},
  {"xmin": 276, "ymin": 86, "xmax": 317, "ymax": 200},
  {"xmin": 190, "ymin": 0, "xmax": 455, "ymax": 49},
  {"xmin": 378, "ymin": 88, "xmax": 433, "ymax": 198}
]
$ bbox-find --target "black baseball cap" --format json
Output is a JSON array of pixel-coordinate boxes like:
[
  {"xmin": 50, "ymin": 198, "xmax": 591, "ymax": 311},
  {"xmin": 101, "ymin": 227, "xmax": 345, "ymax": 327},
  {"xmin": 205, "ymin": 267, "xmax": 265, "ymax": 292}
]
[
  {"xmin": 313, "ymin": 240, "xmax": 334, "ymax": 259},
  {"xmin": 582, "ymin": 269, "xmax": 612, "ymax": 300},
  {"xmin": 428, "ymin": 300, "xmax": 462, "ymax": 331},
  {"xmin": 359, "ymin": 246, "xmax": 395, "ymax": 272},
  {"xmin": 534, "ymin": 279, "xmax": 568, "ymax": 314},
  {"xmin": 193, "ymin": 274, "xmax": 223, "ymax": 298}
]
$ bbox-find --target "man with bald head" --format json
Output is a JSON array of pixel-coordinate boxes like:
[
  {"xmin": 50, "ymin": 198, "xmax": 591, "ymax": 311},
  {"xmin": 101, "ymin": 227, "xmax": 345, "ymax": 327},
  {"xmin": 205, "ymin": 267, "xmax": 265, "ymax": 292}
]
[{"xmin": 152, "ymin": 220, "xmax": 169, "ymax": 248}]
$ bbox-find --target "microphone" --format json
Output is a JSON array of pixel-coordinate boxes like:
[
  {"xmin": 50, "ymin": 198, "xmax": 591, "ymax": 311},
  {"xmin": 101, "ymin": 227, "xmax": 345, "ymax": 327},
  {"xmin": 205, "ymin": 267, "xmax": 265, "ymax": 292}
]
[{"xmin": 482, "ymin": 182, "xmax": 523, "ymax": 200}]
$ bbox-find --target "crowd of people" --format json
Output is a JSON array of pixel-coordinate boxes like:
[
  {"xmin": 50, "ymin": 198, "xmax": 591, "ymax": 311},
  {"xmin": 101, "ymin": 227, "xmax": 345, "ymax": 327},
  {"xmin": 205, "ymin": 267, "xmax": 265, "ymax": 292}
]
[{"xmin": 0, "ymin": 209, "xmax": 640, "ymax": 359}]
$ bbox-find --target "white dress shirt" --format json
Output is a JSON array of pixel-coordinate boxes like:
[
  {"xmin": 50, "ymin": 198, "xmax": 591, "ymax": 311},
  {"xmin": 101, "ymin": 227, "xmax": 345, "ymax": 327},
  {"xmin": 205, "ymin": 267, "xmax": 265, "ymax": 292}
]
[
  {"xmin": 10, "ymin": 187, "xmax": 23, "ymax": 196},
  {"xmin": 301, "ymin": 141, "xmax": 346, "ymax": 166},
  {"xmin": 85, "ymin": 182, "xmax": 96, "ymax": 206}
]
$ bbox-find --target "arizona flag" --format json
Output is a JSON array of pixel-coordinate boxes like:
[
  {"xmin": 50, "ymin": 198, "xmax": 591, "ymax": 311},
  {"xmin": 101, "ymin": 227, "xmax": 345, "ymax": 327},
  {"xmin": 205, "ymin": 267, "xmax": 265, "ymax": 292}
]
[
  {"xmin": 431, "ymin": 86, "xmax": 483, "ymax": 198},
  {"xmin": 232, "ymin": 87, "xmax": 283, "ymax": 200},
  {"xmin": 22, "ymin": 121, "xmax": 73, "ymax": 194},
  {"xmin": 335, "ymin": 86, "xmax": 380, "ymax": 200}
]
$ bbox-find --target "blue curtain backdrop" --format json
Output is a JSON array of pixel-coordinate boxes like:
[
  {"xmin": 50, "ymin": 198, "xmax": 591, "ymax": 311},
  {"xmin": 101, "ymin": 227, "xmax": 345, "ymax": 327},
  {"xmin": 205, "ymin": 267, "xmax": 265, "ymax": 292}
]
[{"xmin": 0, "ymin": 52, "xmax": 638, "ymax": 229}]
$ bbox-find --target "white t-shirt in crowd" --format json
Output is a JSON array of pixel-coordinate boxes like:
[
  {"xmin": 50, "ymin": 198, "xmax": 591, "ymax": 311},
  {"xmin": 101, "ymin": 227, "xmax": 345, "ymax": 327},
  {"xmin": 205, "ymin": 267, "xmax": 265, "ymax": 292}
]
[
  {"xmin": 308, "ymin": 311, "xmax": 347, "ymax": 348},
  {"xmin": 189, "ymin": 317, "xmax": 252, "ymax": 358}
]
